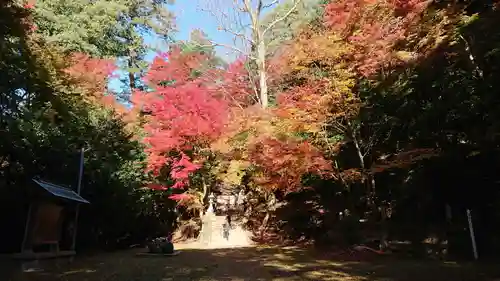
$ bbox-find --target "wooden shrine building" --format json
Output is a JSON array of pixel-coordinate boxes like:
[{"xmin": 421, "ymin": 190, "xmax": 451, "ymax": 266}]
[{"xmin": 12, "ymin": 178, "xmax": 90, "ymax": 260}]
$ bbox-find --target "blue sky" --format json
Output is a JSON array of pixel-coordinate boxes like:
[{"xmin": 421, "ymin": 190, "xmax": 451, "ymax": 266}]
[
  {"xmin": 163, "ymin": 1, "xmax": 246, "ymax": 60},
  {"xmin": 109, "ymin": 0, "xmax": 246, "ymax": 93},
  {"xmin": 145, "ymin": 1, "xmax": 245, "ymax": 60},
  {"xmin": 108, "ymin": 0, "xmax": 286, "ymax": 94}
]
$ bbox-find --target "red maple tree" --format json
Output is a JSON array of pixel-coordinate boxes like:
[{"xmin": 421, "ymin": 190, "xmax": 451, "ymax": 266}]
[
  {"xmin": 141, "ymin": 46, "xmax": 337, "ymax": 196},
  {"xmin": 203, "ymin": 57, "xmax": 257, "ymax": 107},
  {"xmin": 64, "ymin": 53, "xmax": 121, "ymax": 107},
  {"xmin": 249, "ymin": 137, "xmax": 333, "ymax": 192},
  {"xmin": 324, "ymin": 0, "xmax": 430, "ymax": 76},
  {"xmin": 65, "ymin": 53, "xmax": 116, "ymax": 90},
  {"xmin": 138, "ymin": 47, "xmax": 229, "ymax": 191}
]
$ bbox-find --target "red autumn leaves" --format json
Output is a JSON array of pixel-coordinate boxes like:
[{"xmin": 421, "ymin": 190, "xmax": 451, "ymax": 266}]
[
  {"xmin": 324, "ymin": 0, "xmax": 429, "ymax": 76},
  {"xmin": 138, "ymin": 0, "xmax": 431, "ymax": 198},
  {"xmin": 249, "ymin": 138, "xmax": 333, "ymax": 192},
  {"xmin": 138, "ymin": 44, "xmax": 335, "ymax": 196},
  {"xmin": 137, "ymin": 47, "xmax": 229, "ymax": 194}
]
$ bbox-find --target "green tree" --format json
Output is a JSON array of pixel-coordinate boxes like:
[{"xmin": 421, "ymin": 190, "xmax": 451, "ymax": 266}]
[
  {"xmin": 33, "ymin": 0, "xmax": 175, "ymax": 96},
  {"xmin": 0, "ymin": 1, "xmax": 169, "ymax": 252},
  {"xmin": 262, "ymin": 0, "xmax": 324, "ymax": 54}
]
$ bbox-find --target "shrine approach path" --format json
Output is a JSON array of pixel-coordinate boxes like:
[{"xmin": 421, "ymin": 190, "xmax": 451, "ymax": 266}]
[{"xmin": 2, "ymin": 245, "xmax": 499, "ymax": 281}]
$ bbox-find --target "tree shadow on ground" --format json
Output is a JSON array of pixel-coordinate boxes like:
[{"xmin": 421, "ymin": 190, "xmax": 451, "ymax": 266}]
[{"xmin": 2, "ymin": 246, "xmax": 500, "ymax": 281}]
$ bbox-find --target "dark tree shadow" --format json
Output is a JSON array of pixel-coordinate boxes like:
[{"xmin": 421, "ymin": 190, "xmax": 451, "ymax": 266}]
[{"xmin": 1, "ymin": 246, "xmax": 499, "ymax": 281}]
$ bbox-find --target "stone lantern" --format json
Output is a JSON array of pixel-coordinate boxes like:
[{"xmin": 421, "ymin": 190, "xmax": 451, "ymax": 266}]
[{"xmin": 207, "ymin": 193, "xmax": 215, "ymax": 214}]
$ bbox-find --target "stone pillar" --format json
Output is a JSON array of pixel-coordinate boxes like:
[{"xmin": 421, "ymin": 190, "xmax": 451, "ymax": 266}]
[
  {"xmin": 207, "ymin": 193, "xmax": 215, "ymax": 214},
  {"xmin": 198, "ymin": 192, "xmax": 253, "ymax": 249},
  {"xmin": 200, "ymin": 193, "xmax": 216, "ymax": 246}
]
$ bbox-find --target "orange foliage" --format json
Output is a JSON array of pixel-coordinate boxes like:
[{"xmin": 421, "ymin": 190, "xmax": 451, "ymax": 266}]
[
  {"xmin": 248, "ymin": 138, "xmax": 334, "ymax": 192},
  {"xmin": 144, "ymin": 47, "xmax": 210, "ymax": 87},
  {"xmin": 64, "ymin": 53, "xmax": 115, "ymax": 102},
  {"xmin": 269, "ymin": 28, "xmax": 353, "ymax": 83},
  {"xmin": 370, "ymin": 148, "xmax": 440, "ymax": 173},
  {"xmin": 64, "ymin": 53, "xmax": 134, "ymax": 119},
  {"xmin": 203, "ymin": 58, "xmax": 257, "ymax": 107},
  {"xmin": 269, "ymin": 26, "xmax": 360, "ymax": 158},
  {"xmin": 339, "ymin": 168, "xmax": 364, "ymax": 182},
  {"xmin": 324, "ymin": 0, "xmax": 430, "ymax": 76},
  {"xmin": 212, "ymin": 99, "xmax": 336, "ymax": 192},
  {"xmin": 276, "ymin": 78, "xmax": 359, "ymax": 127},
  {"xmin": 262, "ymin": 0, "xmax": 434, "ymax": 188},
  {"xmin": 275, "ymin": 82, "xmax": 332, "ymax": 133},
  {"xmin": 64, "ymin": 53, "xmax": 115, "ymax": 94}
]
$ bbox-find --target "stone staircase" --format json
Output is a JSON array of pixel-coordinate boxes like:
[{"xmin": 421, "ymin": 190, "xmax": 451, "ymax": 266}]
[{"xmin": 198, "ymin": 213, "xmax": 253, "ymax": 249}]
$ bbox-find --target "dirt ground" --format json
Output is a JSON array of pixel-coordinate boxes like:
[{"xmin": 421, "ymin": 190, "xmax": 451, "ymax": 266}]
[{"xmin": 2, "ymin": 245, "xmax": 500, "ymax": 281}]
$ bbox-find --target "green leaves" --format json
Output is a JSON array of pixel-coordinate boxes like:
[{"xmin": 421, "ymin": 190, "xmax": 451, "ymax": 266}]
[
  {"xmin": 0, "ymin": 1, "xmax": 165, "ymax": 251},
  {"xmin": 33, "ymin": 0, "xmax": 175, "ymax": 95},
  {"xmin": 262, "ymin": 0, "xmax": 325, "ymax": 54},
  {"xmin": 34, "ymin": 0, "xmax": 126, "ymax": 56}
]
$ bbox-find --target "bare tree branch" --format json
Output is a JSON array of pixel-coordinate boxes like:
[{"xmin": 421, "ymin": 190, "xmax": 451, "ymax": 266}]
[
  {"xmin": 263, "ymin": 0, "xmax": 302, "ymax": 36},
  {"xmin": 242, "ymin": 60, "xmax": 262, "ymax": 104},
  {"xmin": 263, "ymin": 0, "xmax": 279, "ymax": 9},
  {"xmin": 198, "ymin": 0, "xmax": 304, "ymax": 109},
  {"xmin": 198, "ymin": 43, "xmax": 255, "ymax": 60},
  {"xmin": 459, "ymin": 34, "xmax": 484, "ymax": 79},
  {"xmin": 362, "ymin": 127, "xmax": 379, "ymax": 158},
  {"xmin": 243, "ymin": 0, "xmax": 258, "ymax": 26},
  {"xmin": 220, "ymin": 27, "xmax": 255, "ymax": 44},
  {"xmin": 201, "ymin": 6, "xmax": 254, "ymax": 45}
]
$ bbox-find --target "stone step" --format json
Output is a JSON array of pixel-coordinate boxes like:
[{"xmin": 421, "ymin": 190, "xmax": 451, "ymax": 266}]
[{"xmin": 199, "ymin": 214, "xmax": 253, "ymax": 248}]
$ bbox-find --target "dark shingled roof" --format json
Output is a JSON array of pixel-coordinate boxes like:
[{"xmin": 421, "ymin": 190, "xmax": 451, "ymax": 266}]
[{"xmin": 33, "ymin": 178, "xmax": 90, "ymax": 204}]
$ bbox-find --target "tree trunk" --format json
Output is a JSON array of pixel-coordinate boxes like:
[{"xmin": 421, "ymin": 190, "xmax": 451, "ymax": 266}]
[
  {"xmin": 350, "ymin": 127, "xmax": 376, "ymax": 203},
  {"xmin": 352, "ymin": 131, "xmax": 365, "ymax": 171},
  {"xmin": 259, "ymin": 212, "xmax": 270, "ymax": 239},
  {"xmin": 259, "ymin": 192, "xmax": 276, "ymax": 239},
  {"xmin": 128, "ymin": 56, "xmax": 136, "ymax": 91},
  {"xmin": 257, "ymin": 39, "xmax": 268, "ymax": 108},
  {"xmin": 350, "ymin": 127, "xmax": 388, "ymax": 248},
  {"xmin": 201, "ymin": 177, "xmax": 208, "ymax": 218},
  {"xmin": 460, "ymin": 34, "xmax": 483, "ymax": 79}
]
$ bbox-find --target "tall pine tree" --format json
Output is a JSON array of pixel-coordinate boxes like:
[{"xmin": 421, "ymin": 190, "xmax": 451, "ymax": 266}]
[{"xmin": 33, "ymin": 0, "xmax": 175, "ymax": 97}]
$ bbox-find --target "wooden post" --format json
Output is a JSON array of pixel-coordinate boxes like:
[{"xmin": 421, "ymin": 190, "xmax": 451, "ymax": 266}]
[
  {"xmin": 70, "ymin": 148, "xmax": 85, "ymax": 252},
  {"xmin": 21, "ymin": 203, "xmax": 33, "ymax": 252},
  {"xmin": 466, "ymin": 209, "xmax": 478, "ymax": 260}
]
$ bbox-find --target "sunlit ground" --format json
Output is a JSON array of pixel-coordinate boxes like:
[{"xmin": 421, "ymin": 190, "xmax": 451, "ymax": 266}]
[{"xmin": 2, "ymin": 245, "xmax": 500, "ymax": 281}]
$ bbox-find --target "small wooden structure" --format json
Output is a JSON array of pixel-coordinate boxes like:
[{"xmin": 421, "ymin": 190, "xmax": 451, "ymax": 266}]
[{"xmin": 12, "ymin": 178, "xmax": 90, "ymax": 260}]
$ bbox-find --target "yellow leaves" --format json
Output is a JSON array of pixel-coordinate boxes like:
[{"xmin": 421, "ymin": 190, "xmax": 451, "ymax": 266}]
[
  {"xmin": 211, "ymin": 137, "xmax": 233, "ymax": 154},
  {"xmin": 293, "ymin": 65, "xmax": 307, "ymax": 71},
  {"xmin": 278, "ymin": 28, "xmax": 354, "ymax": 78},
  {"xmin": 302, "ymin": 123, "xmax": 322, "ymax": 134},
  {"xmin": 394, "ymin": 51, "xmax": 418, "ymax": 62},
  {"xmin": 179, "ymin": 189, "xmax": 205, "ymax": 211},
  {"xmin": 214, "ymin": 160, "xmax": 251, "ymax": 186},
  {"xmin": 330, "ymin": 68, "xmax": 356, "ymax": 89}
]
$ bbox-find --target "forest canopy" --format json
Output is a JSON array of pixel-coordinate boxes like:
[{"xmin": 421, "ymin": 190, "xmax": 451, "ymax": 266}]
[{"xmin": 1, "ymin": 0, "xmax": 500, "ymax": 259}]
